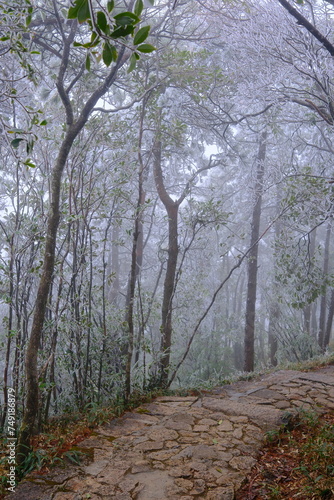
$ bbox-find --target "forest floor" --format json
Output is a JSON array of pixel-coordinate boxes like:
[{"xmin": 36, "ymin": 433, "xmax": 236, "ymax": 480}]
[{"xmin": 3, "ymin": 362, "xmax": 334, "ymax": 499}]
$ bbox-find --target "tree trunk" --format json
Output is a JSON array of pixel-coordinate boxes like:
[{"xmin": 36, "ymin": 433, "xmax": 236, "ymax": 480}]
[
  {"xmin": 17, "ymin": 24, "xmax": 128, "ymax": 461},
  {"xmin": 1, "ymin": 237, "xmax": 14, "ymax": 430},
  {"xmin": 124, "ymin": 191, "xmax": 144, "ymax": 398},
  {"xmin": 109, "ymin": 224, "xmax": 120, "ymax": 303},
  {"xmin": 124, "ymin": 93, "xmax": 150, "ymax": 397},
  {"xmin": 318, "ymin": 220, "xmax": 331, "ymax": 350},
  {"xmin": 17, "ymin": 125, "xmax": 78, "ymax": 463},
  {"xmin": 153, "ymin": 138, "xmax": 180, "ymax": 387},
  {"xmin": 159, "ymin": 203, "xmax": 179, "ymax": 386},
  {"xmin": 244, "ymin": 130, "xmax": 267, "ymax": 372},
  {"xmin": 268, "ymin": 186, "xmax": 283, "ymax": 367},
  {"xmin": 303, "ymin": 229, "xmax": 317, "ymax": 335},
  {"xmin": 324, "ymin": 289, "xmax": 334, "ymax": 349}
]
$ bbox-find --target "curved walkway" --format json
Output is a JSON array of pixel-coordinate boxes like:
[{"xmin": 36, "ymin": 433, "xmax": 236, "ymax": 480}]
[{"xmin": 8, "ymin": 364, "xmax": 334, "ymax": 500}]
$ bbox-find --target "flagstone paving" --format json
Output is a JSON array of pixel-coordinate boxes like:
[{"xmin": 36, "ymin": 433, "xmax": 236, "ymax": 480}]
[{"xmin": 7, "ymin": 364, "xmax": 334, "ymax": 499}]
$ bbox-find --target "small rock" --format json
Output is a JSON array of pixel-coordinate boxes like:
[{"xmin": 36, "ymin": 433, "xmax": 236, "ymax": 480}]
[
  {"xmin": 177, "ymin": 444, "xmax": 219, "ymax": 460},
  {"xmin": 198, "ymin": 418, "xmax": 217, "ymax": 426},
  {"xmin": 168, "ymin": 466, "xmax": 193, "ymax": 478},
  {"xmin": 165, "ymin": 420, "xmax": 192, "ymax": 431},
  {"xmin": 84, "ymin": 459, "xmax": 109, "ymax": 476},
  {"xmin": 119, "ymin": 478, "xmax": 140, "ymax": 493},
  {"xmin": 189, "ymin": 478, "xmax": 206, "ymax": 495},
  {"xmin": 174, "ymin": 478, "xmax": 193, "ymax": 490},
  {"xmin": 229, "ymin": 416, "xmax": 248, "ymax": 423},
  {"xmin": 232, "ymin": 427, "xmax": 243, "ymax": 439},
  {"xmin": 153, "ymin": 461, "xmax": 166, "ymax": 470},
  {"xmin": 148, "ymin": 427, "xmax": 179, "ymax": 441},
  {"xmin": 134, "ymin": 441, "xmax": 163, "ymax": 452},
  {"xmin": 229, "ymin": 455, "xmax": 256, "ymax": 471},
  {"xmin": 193, "ymin": 424, "xmax": 210, "ymax": 432},
  {"xmin": 131, "ymin": 460, "xmax": 151, "ymax": 474},
  {"xmin": 217, "ymin": 420, "xmax": 233, "ymax": 432},
  {"xmin": 275, "ymin": 400, "xmax": 291, "ymax": 409}
]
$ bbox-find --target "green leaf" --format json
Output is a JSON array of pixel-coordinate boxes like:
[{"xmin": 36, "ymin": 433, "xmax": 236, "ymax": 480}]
[
  {"xmin": 8, "ymin": 128, "xmax": 25, "ymax": 134},
  {"xmin": 68, "ymin": 0, "xmax": 90, "ymax": 23},
  {"xmin": 68, "ymin": 0, "xmax": 83, "ymax": 19},
  {"xmin": 133, "ymin": 26, "xmax": 150, "ymax": 45},
  {"xmin": 85, "ymin": 53, "xmax": 91, "ymax": 71},
  {"xmin": 40, "ymin": 120, "xmax": 48, "ymax": 126},
  {"xmin": 114, "ymin": 12, "xmax": 139, "ymax": 26},
  {"xmin": 102, "ymin": 42, "xmax": 117, "ymax": 66},
  {"xmin": 127, "ymin": 52, "xmax": 138, "ymax": 73},
  {"xmin": 78, "ymin": 0, "xmax": 90, "ymax": 22},
  {"xmin": 26, "ymin": 139, "xmax": 34, "ymax": 154},
  {"xmin": 134, "ymin": 0, "xmax": 144, "ymax": 17},
  {"xmin": 96, "ymin": 11, "xmax": 108, "ymax": 32},
  {"xmin": 107, "ymin": 0, "xmax": 114, "ymax": 12},
  {"xmin": 0, "ymin": 36, "xmax": 10, "ymax": 41},
  {"xmin": 23, "ymin": 159, "xmax": 36, "ymax": 168},
  {"xmin": 91, "ymin": 31, "xmax": 98, "ymax": 43},
  {"xmin": 136, "ymin": 43, "xmax": 155, "ymax": 53},
  {"xmin": 110, "ymin": 25, "xmax": 135, "ymax": 38},
  {"xmin": 11, "ymin": 138, "xmax": 24, "ymax": 148}
]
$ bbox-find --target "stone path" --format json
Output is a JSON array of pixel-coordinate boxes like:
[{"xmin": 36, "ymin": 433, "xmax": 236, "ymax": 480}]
[{"xmin": 7, "ymin": 364, "xmax": 334, "ymax": 500}]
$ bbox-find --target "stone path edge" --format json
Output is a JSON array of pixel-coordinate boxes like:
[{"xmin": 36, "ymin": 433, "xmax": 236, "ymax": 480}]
[{"xmin": 6, "ymin": 364, "xmax": 334, "ymax": 500}]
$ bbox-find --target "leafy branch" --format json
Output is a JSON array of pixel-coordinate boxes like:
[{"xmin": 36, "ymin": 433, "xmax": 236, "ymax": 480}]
[{"xmin": 67, "ymin": 0, "xmax": 155, "ymax": 72}]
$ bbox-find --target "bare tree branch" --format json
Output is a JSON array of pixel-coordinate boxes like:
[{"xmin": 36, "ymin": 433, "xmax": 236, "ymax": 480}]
[{"xmin": 277, "ymin": 0, "xmax": 334, "ymax": 56}]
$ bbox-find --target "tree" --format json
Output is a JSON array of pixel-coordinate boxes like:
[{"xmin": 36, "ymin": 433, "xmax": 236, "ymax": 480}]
[
  {"xmin": 277, "ymin": 0, "xmax": 334, "ymax": 58},
  {"xmin": 244, "ymin": 130, "xmax": 267, "ymax": 372},
  {"xmin": 16, "ymin": 0, "xmax": 154, "ymax": 462}
]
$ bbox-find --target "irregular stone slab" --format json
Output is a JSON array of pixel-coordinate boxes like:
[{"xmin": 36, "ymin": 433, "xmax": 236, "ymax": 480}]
[
  {"xmin": 96, "ymin": 467, "xmax": 129, "ymax": 483},
  {"xmin": 134, "ymin": 440, "xmax": 164, "ymax": 452},
  {"xmin": 174, "ymin": 444, "xmax": 220, "ymax": 460},
  {"xmin": 4, "ymin": 481, "xmax": 55, "ymax": 500},
  {"xmin": 202, "ymin": 397, "xmax": 283, "ymax": 429},
  {"xmin": 248, "ymin": 388, "xmax": 287, "ymax": 400},
  {"xmin": 98, "ymin": 418, "xmax": 152, "ymax": 437},
  {"xmin": 275, "ymin": 400, "xmax": 291, "ymax": 409},
  {"xmin": 198, "ymin": 418, "xmax": 218, "ymax": 425},
  {"xmin": 126, "ymin": 470, "xmax": 175, "ymax": 499},
  {"xmin": 296, "ymin": 372, "xmax": 334, "ymax": 386},
  {"xmin": 142, "ymin": 403, "xmax": 182, "ymax": 416},
  {"xmin": 189, "ymin": 478, "xmax": 206, "ymax": 494},
  {"xmin": 217, "ymin": 420, "xmax": 234, "ymax": 432},
  {"xmin": 165, "ymin": 419, "xmax": 192, "ymax": 431},
  {"xmin": 147, "ymin": 427, "xmax": 179, "ymax": 441},
  {"xmin": 83, "ymin": 459, "xmax": 109, "ymax": 476},
  {"xmin": 131, "ymin": 460, "xmax": 151, "ymax": 474},
  {"xmin": 315, "ymin": 397, "xmax": 334, "ymax": 409},
  {"xmin": 170, "ymin": 412, "xmax": 195, "ymax": 425},
  {"xmin": 230, "ymin": 455, "xmax": 257, "ymax": 470}
]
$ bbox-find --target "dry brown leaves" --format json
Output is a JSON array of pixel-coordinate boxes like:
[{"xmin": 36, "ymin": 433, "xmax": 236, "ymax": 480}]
[{"xmin": 236, "ymin": 413, "xmax": 334, "ymax": 500}]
